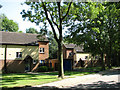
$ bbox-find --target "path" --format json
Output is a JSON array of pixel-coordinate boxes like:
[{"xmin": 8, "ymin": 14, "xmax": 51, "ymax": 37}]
[{"xmin": 19, "ymin": 68, "xmax": 120, "ymax": 90}]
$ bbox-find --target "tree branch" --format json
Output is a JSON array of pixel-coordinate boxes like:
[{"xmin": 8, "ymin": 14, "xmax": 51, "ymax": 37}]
[
  {"xmin": 62, "ymin": 2, "xmax": 72, "ymax": 20},
  {"xmin": 48, "ymin": 11, "xmax": 60, "ymax": 31},
  {"xmin": 42, "ymin": 2, "xmax": 59, "ymax": 42}
]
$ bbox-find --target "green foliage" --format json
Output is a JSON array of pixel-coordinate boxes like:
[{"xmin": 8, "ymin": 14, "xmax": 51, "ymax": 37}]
[
  {"xmin": 48, "ymin": 67, "xmax": 54, "ymax": 71},
  {"xmin": 26, "ymin": 27, "xmax": 39, "ymax": 34},
  {"xmin": 37, "ymin": 66, "xmax": 48, "ymax": 72},
  {"xmin": 47, "ymin": 31, "xmax": 58, "ymax": 59},
  {"xmin": 0, "ymin": 14, "xmax": 19, "ymax": 32},
  {"xmin": 65, "ymin": 2, "xmax": 120, "ymax": 67}
]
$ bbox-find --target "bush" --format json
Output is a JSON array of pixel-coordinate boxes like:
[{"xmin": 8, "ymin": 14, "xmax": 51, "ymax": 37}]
[
  {"xmin": 37, "ymin": 66, "xmax": 48, "ymax": 72},
  {"xmin": 48, "ymin": 67, "xmax": 54, "ymax": 71}
]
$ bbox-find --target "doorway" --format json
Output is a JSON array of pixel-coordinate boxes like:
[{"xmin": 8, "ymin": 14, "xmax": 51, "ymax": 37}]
[{"xmin": 24, "ymin": 55, "xmax": 33, "ymax": 72}]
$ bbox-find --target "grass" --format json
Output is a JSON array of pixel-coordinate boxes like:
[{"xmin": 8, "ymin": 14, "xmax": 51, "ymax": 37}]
[
  {"xmin": 1, "ymin": 67, "xmax": 105, "ymax": 88},
  {"xmin": 38, "ymin": 71, "xmax": 96, "ymax": 76},
  {"xmin": 1, "ymin": 73, "xmax": 59, "ymax": 88}
]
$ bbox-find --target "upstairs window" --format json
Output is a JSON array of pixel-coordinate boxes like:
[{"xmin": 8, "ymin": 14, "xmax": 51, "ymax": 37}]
[
  {"xmin": 39, "ymin": 48, "xmax": 44, "ymax": 53},
  {"xmin": 69, "ymin": 52, "xmax": 73, "ymax": 56},
  {"xmin": 16, "ymin": 52, "xmax": 22, "ymax": 58},
  {"xmin": 85, "ymin": 56, "xmax": 88, "ymax": 59}
]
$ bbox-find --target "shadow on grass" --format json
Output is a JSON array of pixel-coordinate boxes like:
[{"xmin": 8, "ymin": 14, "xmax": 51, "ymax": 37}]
[
  {"xmin": 2, "ymin": 73, "xmax": 37, "ymax": 83},
  {"xmin": 2, "ymin": 81, "xmax": 120, "ymax": 90},
  {"xmin": 1, "ymin": 73, "xmax": 58, "ymax": 88}
]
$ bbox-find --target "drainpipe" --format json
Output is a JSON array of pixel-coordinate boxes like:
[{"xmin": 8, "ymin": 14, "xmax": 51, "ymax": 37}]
[{"xmin": 4, "ymin": 45, "xmax": 7, "ymax": 73}]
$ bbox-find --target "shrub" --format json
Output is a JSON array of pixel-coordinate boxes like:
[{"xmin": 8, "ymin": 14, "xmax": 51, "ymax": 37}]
[
  {"xmin": 48, "ymin": 67, "xmax": 54, "ymax": 71},
  {"xmin": 37, "ymin": 66, "xmax": 48, "ymax": 72}
]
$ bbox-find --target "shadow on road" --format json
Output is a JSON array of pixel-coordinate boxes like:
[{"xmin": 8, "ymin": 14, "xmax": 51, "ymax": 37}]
[
  {"xmin": 99, "ymin": 69, "xmax": 120, "ymax": 76},
  {"xmin": 2, "ymin": 81, "xmax": 120, "ymax": 90}
]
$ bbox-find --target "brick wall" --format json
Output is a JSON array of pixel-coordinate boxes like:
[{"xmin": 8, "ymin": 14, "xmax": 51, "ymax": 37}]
[{"xmin": 39, "ymin": 42, "xmax": 49, "ymax": 60}]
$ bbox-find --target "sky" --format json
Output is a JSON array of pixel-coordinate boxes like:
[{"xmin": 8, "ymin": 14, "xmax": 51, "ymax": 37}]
[{"xmin": 0, "ymin": 0, "xmax": 41, "ymax": 33}]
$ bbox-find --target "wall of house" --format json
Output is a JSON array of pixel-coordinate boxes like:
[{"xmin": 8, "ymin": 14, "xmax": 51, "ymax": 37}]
[
  {"xmin": 0, "ymin": 45, "xmax": 39, "ymax": 60},
  {"xmin": 39, "ymin": 42, "xmax": 49, "ymax": 60},
  {"xmin": 75, "ymin": 53, "xmax": 91, "ymax": 62},
  {"xmin": 0, "ymin": 45, "xmax": 39, "ymax": 72},
  {"xmin": 63, "ymin": 47, "xmax": 74, "ymax": 59}
]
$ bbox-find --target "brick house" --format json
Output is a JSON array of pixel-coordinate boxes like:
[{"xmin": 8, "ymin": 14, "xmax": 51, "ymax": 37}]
[
  {"xmin": 0, "ymin": 31, "xmax": 49, "ymax": 72},
  {"xmin": 63, "ymin": 44, "xmax": 101, "ymax": 69}
]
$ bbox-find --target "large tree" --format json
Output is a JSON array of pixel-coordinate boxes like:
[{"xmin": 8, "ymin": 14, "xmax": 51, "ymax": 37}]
[
  {"xmin": 65, "ymin": 2, "xmax": 120, "ymax": 69},
  {"xmin": 26, "ymin": 27, "xmax": 39, "ymax": 34},
  {"xmin": 21, "ymin": 1, "xmax": 72, "ymax": 78},
  {"xmin": 0, "ymin": 14, "xmax": 19, "ymax": 32}
]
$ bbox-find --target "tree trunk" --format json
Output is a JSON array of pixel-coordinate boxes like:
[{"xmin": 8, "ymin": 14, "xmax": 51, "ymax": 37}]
[
  {"xmin": 100, "ymin": 53, "xmax": 105, "ymax": 71},
  {"xmin": 4, "ymin": 45, "xmax": 7, "ymax": 73},
  {"xmin": 107, "ymin": 54, "xmax": 111, "ymax": 69},
  {"xmin": 58, "ymin": 42, "xmax": 64, "ymax": 78},
  {"xmin": 117, "ymin": 51, "xmax": 120, "ymax": 66}
]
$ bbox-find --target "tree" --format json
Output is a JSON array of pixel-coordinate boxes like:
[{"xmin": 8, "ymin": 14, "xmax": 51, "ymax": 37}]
[
  {"xmin": 26, "ymin": 27, "xmax": 39, "ymax": 34},
  {"xmin": 0, "ymin": 14, "xmax": 19, "ymax": 32},
  {"xmin": 65, "ymin": 2, "xmax": 120, "ymax": 69},
  {"xmin": 21, "ymin": 2, "xmax": 72, "ymax": 78},
  {"xmin": 47, "ymin": 31, "xmax": 58, "ymax": 59}
]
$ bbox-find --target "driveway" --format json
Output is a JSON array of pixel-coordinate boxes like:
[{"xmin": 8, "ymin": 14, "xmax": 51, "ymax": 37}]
[{"xmin": 19, "ymin": 68, "xmax": 120, "ymax": 90}]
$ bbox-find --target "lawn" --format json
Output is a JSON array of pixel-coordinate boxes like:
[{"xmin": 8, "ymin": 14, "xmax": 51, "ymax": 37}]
[
  {"xmin": 38, "ymin": 71, "xmax": 96, "ymax": 76},
  {"xmin": 1, "ymin": 70, "xmax": 96, "ymax": 88},
  {"xmin": 1, "ymin": 73, "xmax": 59, "ymax": 88},
  {"xmin": 1, "ymin": 67, "xmax": 102, "ymax": 89}
]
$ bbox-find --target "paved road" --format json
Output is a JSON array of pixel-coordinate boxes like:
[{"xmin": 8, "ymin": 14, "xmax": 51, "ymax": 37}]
[{"xmin": 19, "ymin": 68, "xmax": 120, "ymax": 90}]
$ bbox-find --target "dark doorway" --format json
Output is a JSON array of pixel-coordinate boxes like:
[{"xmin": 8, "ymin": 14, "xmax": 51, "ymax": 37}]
[
  {"xmin": 63, "ymin": 59, "xmax": 73, "ymax": 71},
  {"xmin": 24, "ymin": 55, "xmax": 33, "ymax": 72}
]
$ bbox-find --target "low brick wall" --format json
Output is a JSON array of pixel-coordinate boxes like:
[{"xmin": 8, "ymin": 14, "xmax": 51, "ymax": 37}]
[{"xmin": 46, "ymin": 59, "xmax": 59, "ymax": 71}]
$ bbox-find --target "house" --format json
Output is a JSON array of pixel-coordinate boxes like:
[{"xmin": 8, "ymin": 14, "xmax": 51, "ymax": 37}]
[
  {"xmin": 63, "ymin": 44, "xmax": 100, "ymax": 70},
  {"xmin": 0, "ymin": 31, "xmax": 49, "ymax": 73}
]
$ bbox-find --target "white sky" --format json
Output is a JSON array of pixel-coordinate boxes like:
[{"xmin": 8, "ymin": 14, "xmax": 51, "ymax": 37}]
[{"xmin": 0, "ymin": 0, "xmax": 42, "ymax": 33}]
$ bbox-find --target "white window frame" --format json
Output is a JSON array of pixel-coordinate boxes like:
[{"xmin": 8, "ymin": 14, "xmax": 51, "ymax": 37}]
[
  {"xmin": 39, "ymin": 48, "xmax": 44, "ymax": 53},
  {"xmin": 16, "ymin": 52, "xmax": 22, "ymax": 58}
]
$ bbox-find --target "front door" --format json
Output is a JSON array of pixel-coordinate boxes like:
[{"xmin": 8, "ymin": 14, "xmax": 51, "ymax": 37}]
[
  {"xmin": 24, "ymin": 55, "xmax": 33, "ymax": 72},
  {"xmin": 25, "ymin": 63, "xmax": 30, "ymax": 72}
]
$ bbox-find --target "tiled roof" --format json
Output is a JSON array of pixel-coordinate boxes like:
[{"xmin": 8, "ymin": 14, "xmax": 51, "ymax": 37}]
[
  {"xmin": 64, "ymin": 44, "xmax": 76, "ymax": 49},
  {"xmin": 64, "ymin": 43, "xmax": 84, "ymax": 52},
  {"xmin": 0, "ymin": 31, "xmax": 49, "ymax": 45}
]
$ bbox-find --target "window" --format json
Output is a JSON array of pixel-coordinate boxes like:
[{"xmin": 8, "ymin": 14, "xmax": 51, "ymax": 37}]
[
  {"xmin": 39, "ymin": 48, "xmax": 44, "ymax": 53},
  {"xmin": 95, "ymin": 56, "xmax": 98, "ymax": 59},
  {"xmin": 16, "ymin": 52, "xmax": 22, "ymax": 58},
  {"xmin": 69, "ymin": 52, "xmax": 72, "ymax": 56},
  {"xmin": 39, "ymin": 60, "xmax": 45, "ymax": 63},
  {"xmin": 85, "ymin": 56, "xmax": 88, "ymax": 59},
  {"xmin": 33, "ymin": 60, "xmax": 37, "ymax": 64}
]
